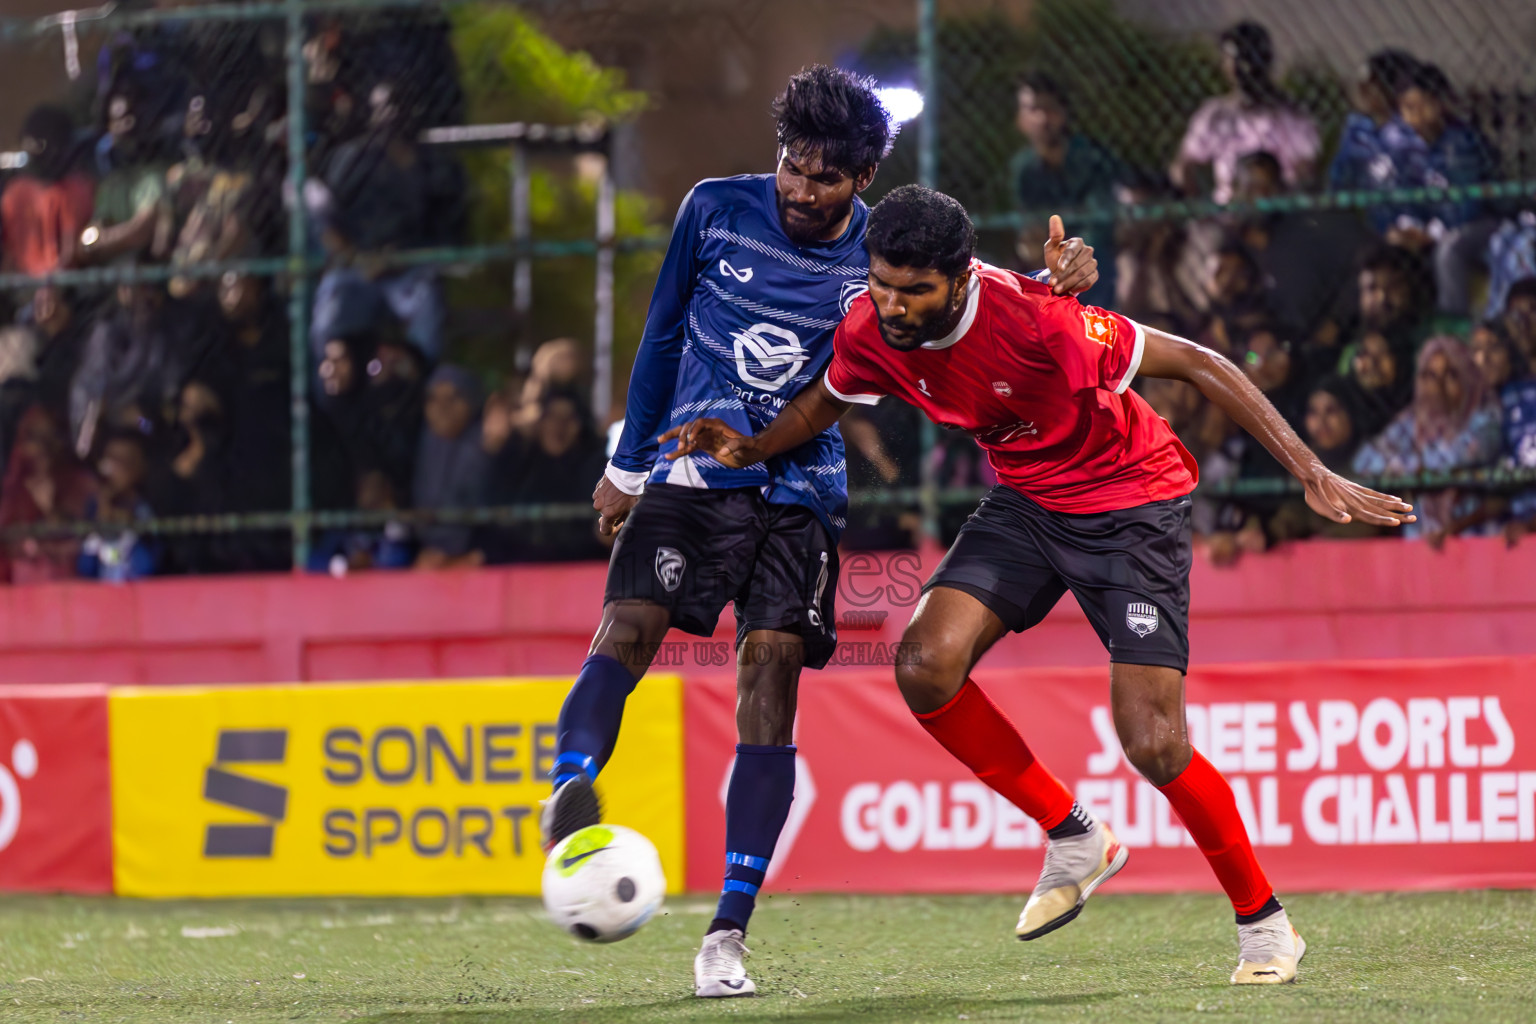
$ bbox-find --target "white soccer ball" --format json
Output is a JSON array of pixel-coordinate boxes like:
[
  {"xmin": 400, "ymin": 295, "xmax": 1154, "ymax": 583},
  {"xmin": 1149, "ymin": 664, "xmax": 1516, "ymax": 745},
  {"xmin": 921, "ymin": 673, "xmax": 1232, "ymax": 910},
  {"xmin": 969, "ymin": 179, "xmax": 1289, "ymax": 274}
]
[{"xmin": 542, "ymin": 824, "xmax": 666, "ymax": 943}]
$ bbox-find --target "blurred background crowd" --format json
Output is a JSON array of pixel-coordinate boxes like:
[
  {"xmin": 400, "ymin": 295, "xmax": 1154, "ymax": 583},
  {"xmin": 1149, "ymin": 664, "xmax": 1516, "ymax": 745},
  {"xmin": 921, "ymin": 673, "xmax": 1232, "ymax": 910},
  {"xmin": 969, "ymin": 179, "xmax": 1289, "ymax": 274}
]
[{"xmin": 0, "ymin": 1, "xmax": 1534, "ymax": 582}]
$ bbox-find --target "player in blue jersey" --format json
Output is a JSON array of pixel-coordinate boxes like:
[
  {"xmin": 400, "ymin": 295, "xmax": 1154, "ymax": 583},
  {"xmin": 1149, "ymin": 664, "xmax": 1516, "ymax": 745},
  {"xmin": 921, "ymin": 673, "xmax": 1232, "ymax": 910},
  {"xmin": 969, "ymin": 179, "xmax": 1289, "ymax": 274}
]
[{"xmin": 541, "ymin": 65, "xmax": 1100, "ymax": 997}]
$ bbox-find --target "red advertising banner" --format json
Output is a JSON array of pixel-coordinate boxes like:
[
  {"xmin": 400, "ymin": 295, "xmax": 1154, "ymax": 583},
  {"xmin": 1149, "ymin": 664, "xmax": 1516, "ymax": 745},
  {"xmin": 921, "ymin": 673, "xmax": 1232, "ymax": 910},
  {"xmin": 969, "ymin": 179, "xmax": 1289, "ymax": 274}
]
[
  {"xmin": 0, "ymin": 685, "xmax": 113, "ymax": 892},
  {"xmin": 684, "ymin": 659, "xmax": 1536, "ymax": 894}
]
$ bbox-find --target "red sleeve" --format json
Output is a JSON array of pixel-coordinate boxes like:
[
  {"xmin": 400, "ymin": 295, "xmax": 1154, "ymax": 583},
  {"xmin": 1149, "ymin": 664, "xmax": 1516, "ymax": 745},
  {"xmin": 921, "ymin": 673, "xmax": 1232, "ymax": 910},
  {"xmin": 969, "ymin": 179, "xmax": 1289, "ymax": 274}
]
[
  {"xmin": 1038, "ymin": 298, "xmax": 1145, "ymax": 395},
  {"xmin": 823, "ymin": 319, "xmax": 886, "ymax": 406}
]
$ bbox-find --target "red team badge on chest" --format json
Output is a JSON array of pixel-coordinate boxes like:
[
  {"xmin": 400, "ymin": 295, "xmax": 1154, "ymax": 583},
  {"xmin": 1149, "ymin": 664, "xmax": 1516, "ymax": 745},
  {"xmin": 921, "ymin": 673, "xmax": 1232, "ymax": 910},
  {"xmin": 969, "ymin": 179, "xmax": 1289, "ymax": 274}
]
[
  {"xmin": 991, "ymin": 381, "xmax": 1013, "ymax": 397},
  {"xmin": 1081, "ymin": 310, "xmax": 1119, "ymax": 348}
]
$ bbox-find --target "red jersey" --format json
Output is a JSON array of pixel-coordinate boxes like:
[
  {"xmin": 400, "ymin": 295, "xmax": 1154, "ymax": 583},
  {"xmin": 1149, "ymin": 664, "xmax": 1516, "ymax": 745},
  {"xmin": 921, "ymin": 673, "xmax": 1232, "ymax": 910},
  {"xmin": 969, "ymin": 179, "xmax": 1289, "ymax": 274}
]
[{"xmin": 825, "ymin": 262, "xmax": 1196, "ymax": 513}]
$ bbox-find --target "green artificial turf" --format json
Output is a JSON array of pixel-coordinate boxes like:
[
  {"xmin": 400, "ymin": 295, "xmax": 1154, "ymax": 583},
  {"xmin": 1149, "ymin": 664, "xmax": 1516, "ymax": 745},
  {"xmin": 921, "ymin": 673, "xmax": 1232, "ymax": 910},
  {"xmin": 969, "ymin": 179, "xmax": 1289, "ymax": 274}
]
[{"xmin": 0, "ymin": 891, "xmax": 1530, "ymax": 1022}]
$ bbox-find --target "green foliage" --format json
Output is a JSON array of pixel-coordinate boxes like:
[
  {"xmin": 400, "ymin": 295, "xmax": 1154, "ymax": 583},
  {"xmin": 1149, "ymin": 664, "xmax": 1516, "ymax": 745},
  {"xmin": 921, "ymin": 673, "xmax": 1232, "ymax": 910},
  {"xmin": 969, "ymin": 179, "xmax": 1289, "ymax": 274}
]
[
  {"xmin": 450, "ymin": 4, "xmax": 647, "ymax": 124},
  {"xmin": 444, "ymin": 4, "xmax": 661, "ymax": 397}
]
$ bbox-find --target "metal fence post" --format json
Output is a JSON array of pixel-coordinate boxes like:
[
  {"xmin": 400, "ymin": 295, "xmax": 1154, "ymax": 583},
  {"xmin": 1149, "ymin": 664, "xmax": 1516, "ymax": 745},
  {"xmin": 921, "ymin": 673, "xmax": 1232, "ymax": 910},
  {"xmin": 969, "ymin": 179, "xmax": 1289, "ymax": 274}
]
[
  {"xmin": 593, "ymin": 147, "xmax": 616, "ymax": 427},
  {"xmin": 512, "ymin": 142, "xmax": 532, "ymax": 342},
  {"xmin": 916, "ymin": 0, "xmax": 940, "ymax": 541},
  {"xmin": 286, "ymin": 0, "xmax": 312, "ymax": 571}
]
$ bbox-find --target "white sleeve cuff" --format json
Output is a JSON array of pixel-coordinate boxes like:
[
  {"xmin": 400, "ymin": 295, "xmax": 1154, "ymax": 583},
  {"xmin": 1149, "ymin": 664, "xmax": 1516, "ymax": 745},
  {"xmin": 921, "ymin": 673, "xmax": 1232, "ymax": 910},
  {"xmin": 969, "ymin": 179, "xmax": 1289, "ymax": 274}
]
[
  {"xmin": 604, "ymin": 461, "xmax": 649, "ymax": 495},
  {"xmin": 824, "ymin": 378, "xmax": 883, "ymax": 406},
  {"xmin": 1111, "ymin": 318, "xmax": 1146, "ymax": 395}
]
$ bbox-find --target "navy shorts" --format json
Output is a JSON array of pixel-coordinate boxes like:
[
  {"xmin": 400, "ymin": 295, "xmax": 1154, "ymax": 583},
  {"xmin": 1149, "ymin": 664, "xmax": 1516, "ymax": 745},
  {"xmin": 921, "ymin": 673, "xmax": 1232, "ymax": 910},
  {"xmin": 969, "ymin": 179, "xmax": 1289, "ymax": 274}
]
[
  {"xmin": 925, "ymin": 485, "xmax": 1194, "ymax": 672},
  {"xmin": 603, "ymin": 483, "xmax": 839, "ymax": 670}
]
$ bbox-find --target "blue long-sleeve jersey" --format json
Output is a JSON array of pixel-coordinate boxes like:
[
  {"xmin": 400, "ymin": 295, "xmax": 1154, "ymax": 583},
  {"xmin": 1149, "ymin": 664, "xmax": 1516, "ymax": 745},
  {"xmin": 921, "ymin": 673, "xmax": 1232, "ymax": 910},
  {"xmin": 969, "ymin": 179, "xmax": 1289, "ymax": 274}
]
[{"xmin": 608, "ymin": 175, "xmax": 872, "ymax": 538}]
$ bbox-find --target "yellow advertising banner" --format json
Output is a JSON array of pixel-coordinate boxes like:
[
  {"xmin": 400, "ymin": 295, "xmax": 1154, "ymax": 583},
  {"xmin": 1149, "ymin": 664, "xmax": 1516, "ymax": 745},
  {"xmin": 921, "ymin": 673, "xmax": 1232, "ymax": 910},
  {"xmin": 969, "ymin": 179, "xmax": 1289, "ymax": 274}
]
[{"xmin": 109, "ymin": 678, "xmax": 683, "ymax": 897}]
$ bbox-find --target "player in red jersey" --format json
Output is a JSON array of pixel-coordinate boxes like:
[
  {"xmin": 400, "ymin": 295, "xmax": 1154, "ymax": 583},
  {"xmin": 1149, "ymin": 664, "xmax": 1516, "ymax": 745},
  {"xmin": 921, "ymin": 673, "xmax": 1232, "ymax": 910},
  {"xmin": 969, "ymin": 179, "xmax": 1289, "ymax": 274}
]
[{"xmin": 663, "ymin": 185, "xmax": 1415, "ymax": 985}]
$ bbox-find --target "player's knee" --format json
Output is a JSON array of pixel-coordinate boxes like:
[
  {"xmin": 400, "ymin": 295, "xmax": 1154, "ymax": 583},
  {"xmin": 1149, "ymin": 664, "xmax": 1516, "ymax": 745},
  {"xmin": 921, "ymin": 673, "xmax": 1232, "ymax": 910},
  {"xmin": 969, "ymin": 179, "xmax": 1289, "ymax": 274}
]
[
  {"xmin": 893, "ymin": 639, "xmax": 967, "ymax": 714},
  {"xmin": 1120, "ymin": 729, "xmax": 1191, "ymax": 787}
]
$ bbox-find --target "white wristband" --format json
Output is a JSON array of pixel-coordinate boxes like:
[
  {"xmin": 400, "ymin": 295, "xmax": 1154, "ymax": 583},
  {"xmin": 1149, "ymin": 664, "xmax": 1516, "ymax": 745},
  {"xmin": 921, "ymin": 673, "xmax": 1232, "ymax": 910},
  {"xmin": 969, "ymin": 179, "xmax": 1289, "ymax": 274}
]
[{"xmin": 604, "ymin": 461, "xmax": 649, "ymax": 496}]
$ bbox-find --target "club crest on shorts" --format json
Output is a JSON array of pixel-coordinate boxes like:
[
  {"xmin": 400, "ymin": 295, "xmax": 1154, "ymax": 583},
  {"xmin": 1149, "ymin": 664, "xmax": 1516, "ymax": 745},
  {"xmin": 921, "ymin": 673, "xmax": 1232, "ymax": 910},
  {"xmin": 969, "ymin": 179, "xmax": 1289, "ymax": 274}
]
[
  {"xmin": 991, "ymin": 380, "xmax": 1013, "ymax": 397},
  {"xmin": 654, "ymin": 547, "xmax": 686, "ymax": 593},
  {"xmin": 1126, "ymin": 601, "xmax": 1159, "ymax": 637}
]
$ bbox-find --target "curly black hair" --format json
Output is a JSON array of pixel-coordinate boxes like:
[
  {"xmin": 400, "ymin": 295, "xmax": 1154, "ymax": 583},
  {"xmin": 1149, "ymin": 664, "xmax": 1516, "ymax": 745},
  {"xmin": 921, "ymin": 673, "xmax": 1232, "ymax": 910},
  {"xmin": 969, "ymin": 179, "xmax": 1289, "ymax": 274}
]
[
  {"xmin": 865, "ymin": 185, "xmax": 975, "ymax": 279},
  {"xmin": 772, "ymin": 64, "xmax": 894, "ymax": 176}
]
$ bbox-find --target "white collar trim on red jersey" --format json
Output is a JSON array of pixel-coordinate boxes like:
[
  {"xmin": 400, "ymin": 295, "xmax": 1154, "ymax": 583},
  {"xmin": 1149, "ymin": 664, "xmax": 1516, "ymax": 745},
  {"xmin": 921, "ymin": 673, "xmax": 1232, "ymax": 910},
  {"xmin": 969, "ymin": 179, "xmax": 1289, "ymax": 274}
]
[{"xmin": 920, "ymin": 272, "xmax": 981, "ymax": 351}]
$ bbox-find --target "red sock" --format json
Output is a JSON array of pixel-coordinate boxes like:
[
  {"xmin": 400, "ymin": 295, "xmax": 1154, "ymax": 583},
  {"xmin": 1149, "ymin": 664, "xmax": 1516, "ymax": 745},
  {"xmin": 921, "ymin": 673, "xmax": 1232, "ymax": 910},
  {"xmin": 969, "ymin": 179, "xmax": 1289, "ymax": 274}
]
[
  {"xmin": 914, "ymin": 679, "xmax": 1075, "ymax": 830},
  {"xmin": 1157, "ymin": 749, "xmax": 1273, "ymax": 915}
]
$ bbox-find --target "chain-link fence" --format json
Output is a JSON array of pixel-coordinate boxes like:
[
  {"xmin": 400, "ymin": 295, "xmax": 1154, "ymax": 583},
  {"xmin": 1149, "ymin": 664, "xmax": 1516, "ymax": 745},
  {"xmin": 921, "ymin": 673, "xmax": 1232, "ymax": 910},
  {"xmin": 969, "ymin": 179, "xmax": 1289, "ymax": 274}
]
[
  {"xmin": 853, "ymin": 0, "xmax": 1536, "ymax": 548},
  {"xmin": 0, "ymin": 0, "xmax": 669, "ymax": 579},
  {"xmin": 0, "ymin": 0, "xmax": 1534, "ymax": 585}
]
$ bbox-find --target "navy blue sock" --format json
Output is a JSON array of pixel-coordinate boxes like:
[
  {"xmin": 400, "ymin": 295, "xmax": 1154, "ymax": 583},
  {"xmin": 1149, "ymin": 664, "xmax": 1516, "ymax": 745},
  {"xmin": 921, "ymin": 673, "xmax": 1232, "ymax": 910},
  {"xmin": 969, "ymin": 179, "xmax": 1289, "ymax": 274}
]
[
  {"xmin": 552, "ymin": 654, "xmax": 640, "ymax": 786},
  {"xmin": 713, "ymin": 744, "xmax": 796, "ymax": 934}
]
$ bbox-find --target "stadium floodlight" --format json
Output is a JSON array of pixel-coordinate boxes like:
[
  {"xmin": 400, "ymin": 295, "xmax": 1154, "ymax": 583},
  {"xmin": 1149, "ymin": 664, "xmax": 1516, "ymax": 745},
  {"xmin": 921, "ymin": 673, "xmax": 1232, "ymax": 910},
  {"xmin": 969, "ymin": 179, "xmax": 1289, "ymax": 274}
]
[{"xmin": 876, "ymin": 86, "xmax": 924, "ymax": 125}]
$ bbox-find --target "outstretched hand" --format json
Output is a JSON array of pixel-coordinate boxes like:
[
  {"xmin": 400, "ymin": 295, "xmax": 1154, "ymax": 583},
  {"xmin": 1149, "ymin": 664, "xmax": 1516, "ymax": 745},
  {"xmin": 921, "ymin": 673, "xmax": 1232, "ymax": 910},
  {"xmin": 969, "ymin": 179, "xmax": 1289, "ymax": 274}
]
[
  {"xmin": 1042, "ymin": 214, "xmax": 1099, "ymax": 296},
  {"xmin": 658, "ymin": 418, "xmax": 759, "ymax": 468},
  {"xmin": 1303, "ymin": 470, "xmax": 1415, "ymax": 527}
]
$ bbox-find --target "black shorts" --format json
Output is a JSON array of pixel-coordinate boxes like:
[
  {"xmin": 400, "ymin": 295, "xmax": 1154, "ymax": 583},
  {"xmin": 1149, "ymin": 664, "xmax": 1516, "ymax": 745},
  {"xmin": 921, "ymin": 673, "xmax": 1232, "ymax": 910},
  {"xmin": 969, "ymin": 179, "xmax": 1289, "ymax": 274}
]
[
  {"xmin": 925, "ymin": 485, "xmax": 1194, "ymax": 672},
  {"xmin": 603, "ymin": 483, "xmax": 839, "ymax": 670}
]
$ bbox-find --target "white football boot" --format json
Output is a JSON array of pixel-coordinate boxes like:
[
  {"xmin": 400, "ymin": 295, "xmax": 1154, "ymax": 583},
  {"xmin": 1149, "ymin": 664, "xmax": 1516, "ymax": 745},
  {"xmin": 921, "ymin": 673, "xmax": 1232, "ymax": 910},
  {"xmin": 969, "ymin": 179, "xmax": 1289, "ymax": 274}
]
[
  {"xmin": 1016, "ymin": 822, "xmax": 1128, "ymax": 940},
  {"xmin": 1231, "ymin": 909, "xmax": 1306, "ymax": 984},
  {"xmin": 694, "ymin": 928, "xmax": 756, "ymax": 998}
]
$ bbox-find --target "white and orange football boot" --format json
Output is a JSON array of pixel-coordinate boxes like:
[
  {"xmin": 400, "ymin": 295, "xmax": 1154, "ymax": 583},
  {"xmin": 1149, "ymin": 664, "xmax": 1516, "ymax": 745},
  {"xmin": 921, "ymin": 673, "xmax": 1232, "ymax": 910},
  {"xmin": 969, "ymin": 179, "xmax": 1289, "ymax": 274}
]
[
  {"xmin": 1231, "ymin": 909, "xmax": 1306, "ymax": 984},
  {"xmin": 1015, "ymin": 821, "xmax": 1128, "ymax": 940}
]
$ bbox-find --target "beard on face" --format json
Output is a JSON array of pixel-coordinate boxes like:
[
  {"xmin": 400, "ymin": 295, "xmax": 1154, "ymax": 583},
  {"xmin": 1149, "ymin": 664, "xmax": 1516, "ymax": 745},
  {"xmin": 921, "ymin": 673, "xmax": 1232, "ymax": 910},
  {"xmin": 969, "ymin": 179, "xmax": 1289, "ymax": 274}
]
[
  {"xmin": 876, "ymin": 287, "xmax": 965, "ymax": 352},
  {"xmin": 776, "ymin": 189, "xmax": 843, "ymax": 245}
]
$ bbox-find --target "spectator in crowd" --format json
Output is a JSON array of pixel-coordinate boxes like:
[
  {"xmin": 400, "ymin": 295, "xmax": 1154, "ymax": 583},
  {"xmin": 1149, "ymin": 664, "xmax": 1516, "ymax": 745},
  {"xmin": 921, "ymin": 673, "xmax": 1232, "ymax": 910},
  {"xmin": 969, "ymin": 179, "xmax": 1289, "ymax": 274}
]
[
  {"xmin": 413, "ymin": 365, "xmax": 489, "ymax": 569},
  {"xmin": 484, "ymin": 387, "xmax": 608, "ymax": 563},
  {"xmin": 1236, "ymin": 323, "xmax": 1305, "ymax": 425},
  {"xmin": 1171, "ymin": 20, "xmax": 1319, "ymax": 204},
  {"xmin": 307, "ymin": 468, "xmax": 415, "ymax": 575},
  {"xmin": 1466, "ymin": 320, "xmax": 1536, "ymax": 545},
  {"xmin": 69, "ymin": 285, "xmax": 207, "ymax": 460},
  {"xmin": 1, "ymin": 106, "xmax": 94, "ymax": 277},
  {"xmin": 1009, "ymin": 72, "xmax": 1124, "ymax": 306},
  {"xmin": 1346, "ymin": 330, "xmax": 1415, "ymax": 438},
  {"xmin": 1327, "ymin": 49, "xmax": 1425, "ymax": 232},
  {"xmin": 366, "ymin": 334, "xmax": 429, "ymax": 498},
  {"xmin": 1353, "ymin": 336, "xmax": 1503, "ymax": 542},
  {"xmin": 840, "ymin": 400, "xmax": 923, "ymax": 550},
  {"xmin": 0, "ymin": 405, "xmax": 96, "ymax": 583},
  {"xmin": 1304, "ymin": 376, "xmax": 1371, "ymax": 473},
  {"xmin": 161, "ymin": 85, "xmax": 264, "ymax": 298},
  {"xmin": 159, "ymin": 378, "xmax": 233, "ymax": 515},
  {"xmin": 309, "ymin": 78, "xmax": 466, "ymax": 358},
  {"xmin": 1494, "ymin": 322, "xmax": 1536, "ymax": 545},
  {"xmin": 1138, "ymin": 374, "xmax": 1252, "ymax": 561},
  {"xmin": 0, "ymin": 329, "xmax": 39, "ymax": 483},
  {"xmin": 1232, "ymin": 151, "xmax": 1373, "ymax": 352},
  {"xmin": 78, "ymin": 431, "xmax": 158, "ymax": 582},
  {"xmin": 1114, "ymin": 177, "xmax": 1204, "ymax": 331},
  {"xmin": 313, "ymin": 328, "xmax": 423, "ymax": 498},
  {"xmin": 76, "ymin": 81, "xmax": 171, "ymax": 266},
  {"xmin": 1501, "ymin": 277, "xmax": 1536, "ymax": 366},
  {"xmin": 26, "ymin": 288, "xmax": 92, "ymax": 419},
  {"xmin": 1486, "ymin": 214, "xmax": 1536, "ymax": 321},
  {"xmin": 1200, "ymin": 240, "xmax": 1270, "ymax": 355},
  {"xmin": 1355, "ymin": 246, "xmax": 1433, "ymax": 347},
  {"xmin": 216, "ymin": 274, "xmax": 291, "ymax": 515},
  {"xmin": 1335, "ymin": 245, "xmax": 1440, "ymax": 425},
  {"xmin": 480, "ymin": 372, "xmax": 529, "ymax": 459},
  {"xmin": 1470, "ymin": 319, "xmax": 1527, "ymax": 398},
  {"xmin": 1263, "ymin": 376, "xmax": 1383, "ymax": 544},
  {"xmin": 1389, "ymin": 63, "xmax": 1502, "ymax": 317},
  {"xmin": 930, "ymin": 431, "xmax": 998, "ymax": 545}
]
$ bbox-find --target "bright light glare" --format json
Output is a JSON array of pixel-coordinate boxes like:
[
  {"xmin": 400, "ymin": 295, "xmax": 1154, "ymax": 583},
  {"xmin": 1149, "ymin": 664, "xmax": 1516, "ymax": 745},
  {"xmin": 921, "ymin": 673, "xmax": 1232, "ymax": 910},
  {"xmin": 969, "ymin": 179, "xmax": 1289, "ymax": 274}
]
[{"xmin": 877, "ymin": 87, "xmax": 925, "ymax": 124}]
